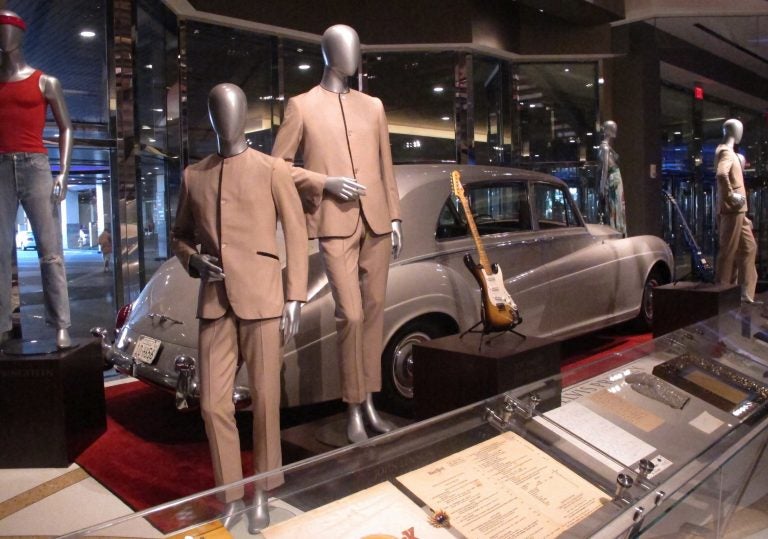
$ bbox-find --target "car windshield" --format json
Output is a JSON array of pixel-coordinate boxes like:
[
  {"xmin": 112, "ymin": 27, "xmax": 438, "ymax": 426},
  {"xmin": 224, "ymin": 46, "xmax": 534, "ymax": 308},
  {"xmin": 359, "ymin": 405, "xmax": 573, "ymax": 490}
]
[{"xmin": 436, "ymin": 180, "xmax": 530, "ymax": 239}]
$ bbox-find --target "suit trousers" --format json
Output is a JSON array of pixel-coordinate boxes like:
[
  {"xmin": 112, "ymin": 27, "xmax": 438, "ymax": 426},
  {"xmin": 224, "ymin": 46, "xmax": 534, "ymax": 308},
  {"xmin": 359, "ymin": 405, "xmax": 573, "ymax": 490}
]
[
  {"xmin": 198, "ymin": 311, "xmax": 283, "ymax": 502},
  {"xmin": 716, "ymin": 212, "xmax": 757, "ymax": 300},
  {"xmin": 320, "ymin": 216, "xmax": 391, "ymax": 403}
]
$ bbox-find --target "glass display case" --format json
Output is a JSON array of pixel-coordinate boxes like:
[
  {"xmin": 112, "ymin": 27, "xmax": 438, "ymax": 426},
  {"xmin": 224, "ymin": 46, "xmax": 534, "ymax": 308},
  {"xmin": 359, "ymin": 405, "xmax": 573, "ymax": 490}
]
[{"xmin": 63, "ymin": 306, "xmax": 768, "ymax": 538}]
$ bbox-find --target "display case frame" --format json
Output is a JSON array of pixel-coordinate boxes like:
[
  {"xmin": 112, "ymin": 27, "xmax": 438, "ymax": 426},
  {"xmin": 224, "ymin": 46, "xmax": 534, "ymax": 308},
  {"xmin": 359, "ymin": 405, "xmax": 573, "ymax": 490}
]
[{"xmin": 62, "ymin": 305, "xmax": 768, "ymax": 539}]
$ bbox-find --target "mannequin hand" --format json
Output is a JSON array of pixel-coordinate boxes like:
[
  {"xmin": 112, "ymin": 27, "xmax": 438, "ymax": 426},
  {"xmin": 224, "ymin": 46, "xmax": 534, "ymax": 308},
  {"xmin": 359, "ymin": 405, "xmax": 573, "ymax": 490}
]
[
  {"xmin": 280, "ymin": 301, "xmax": 302, "ymax": 343},
  {"xmin": 189, "ymin": 254, "xmax": 225, "ymax": 282},
  {"xmin": 391, "ymin": 220, "xmax": 403, "ymax": 259},
  {"xmin": 51, "ymin": 175, "xmax": 68, "ymax": 203},
  {"xmin": 728, "ymin": 192, "xmax": 746, "ymax": 208},
  {"xmin": 325, "ymin": 176, "xmax": 367, "ymax": 201}
]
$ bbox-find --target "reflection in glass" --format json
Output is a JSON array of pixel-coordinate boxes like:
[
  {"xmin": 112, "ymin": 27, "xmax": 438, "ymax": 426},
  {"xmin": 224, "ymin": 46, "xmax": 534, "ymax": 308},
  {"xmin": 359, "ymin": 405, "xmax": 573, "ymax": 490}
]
[{"xmin": 366, "ymin": 52, "xmax": 456, "ymax": 164}]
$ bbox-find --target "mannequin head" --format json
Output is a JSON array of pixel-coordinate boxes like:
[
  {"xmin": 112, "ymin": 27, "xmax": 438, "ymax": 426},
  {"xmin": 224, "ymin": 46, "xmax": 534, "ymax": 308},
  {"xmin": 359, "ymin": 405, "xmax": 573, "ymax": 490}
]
[
  {"xmin": 208, "ymin": 83, "xmax": 247, "ymax": 156},
  {"xmin": 321, "ymin": 24, "xmax": 360, "ymax": 78},
  {"xmin": 722, "ymin": 119, "xmax": 743, "ymax": 144},
  {"xmin": 0, "ymin": 10, "xmax": 26, "ymax": 54},
  {"xmin": 602, "ymin": 120, "xmax": 617, "ymax": 140}
]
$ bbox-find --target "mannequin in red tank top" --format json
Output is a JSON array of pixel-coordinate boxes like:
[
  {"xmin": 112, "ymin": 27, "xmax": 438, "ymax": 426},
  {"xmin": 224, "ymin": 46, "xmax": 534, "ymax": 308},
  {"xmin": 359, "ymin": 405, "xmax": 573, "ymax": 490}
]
[{"xmin": 0, "ymin": 10, "xmax": 73, "ymax": 348}]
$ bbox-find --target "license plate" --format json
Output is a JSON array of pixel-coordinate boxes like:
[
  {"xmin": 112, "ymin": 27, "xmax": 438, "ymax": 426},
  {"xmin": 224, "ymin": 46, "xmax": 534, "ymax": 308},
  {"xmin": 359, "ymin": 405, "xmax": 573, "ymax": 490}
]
[{"xmin": 133, "ymin": 335, "xmax": 162, "ymax": 364}]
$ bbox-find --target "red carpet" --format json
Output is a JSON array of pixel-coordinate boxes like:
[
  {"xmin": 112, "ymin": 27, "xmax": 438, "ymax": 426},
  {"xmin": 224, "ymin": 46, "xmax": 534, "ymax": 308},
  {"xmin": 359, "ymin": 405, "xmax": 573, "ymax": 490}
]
[{"xmin": 76, "ymin": 326, "xmax": 652, "ymax": 527}]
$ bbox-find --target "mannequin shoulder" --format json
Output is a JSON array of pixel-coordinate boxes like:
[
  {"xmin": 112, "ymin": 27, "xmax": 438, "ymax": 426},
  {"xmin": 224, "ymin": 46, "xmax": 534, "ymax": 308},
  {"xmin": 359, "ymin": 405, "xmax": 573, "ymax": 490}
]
[
  {"xmin": 39, "ymin": 73, "xmax": 64, "ymax": 97},
  {"xmin": 185, "ymin": 154, "xmax": 220, "ymax": 175}
]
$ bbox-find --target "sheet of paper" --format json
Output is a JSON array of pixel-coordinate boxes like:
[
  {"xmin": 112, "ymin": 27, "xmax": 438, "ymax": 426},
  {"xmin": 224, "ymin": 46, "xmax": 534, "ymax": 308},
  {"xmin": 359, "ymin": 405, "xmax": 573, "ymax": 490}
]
[
  {"xmin": 590, "ymin": 390, "xmax": 665, "ymax": 432},
  {"xmin": 261, "ymin": 482, "xmax": 453, "ymax": 539},
  {"xmin": 544, "ymin": 401, "xmax": 656, "ymax": 467},
  {"xmin": 396, "ymin": 432, "xmax": 608, "ymax": 539},
  {"xmin": 689, "ymin": 411, "xmax": 725, "ymax": 434}
]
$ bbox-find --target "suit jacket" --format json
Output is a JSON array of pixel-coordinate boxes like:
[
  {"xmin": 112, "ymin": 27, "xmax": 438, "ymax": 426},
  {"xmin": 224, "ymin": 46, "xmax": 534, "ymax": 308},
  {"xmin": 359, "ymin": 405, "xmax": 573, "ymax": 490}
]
[
  {"xmin": 172, "ymin": 148, "xmax": 308, "ymax": 320},
  {"xmin": 272, "ymin": 85, "xmax": 401, "ymax": 238},
  {"xmin": 715, "ymin": 144, "xmax": 747, "ymax": 215}
]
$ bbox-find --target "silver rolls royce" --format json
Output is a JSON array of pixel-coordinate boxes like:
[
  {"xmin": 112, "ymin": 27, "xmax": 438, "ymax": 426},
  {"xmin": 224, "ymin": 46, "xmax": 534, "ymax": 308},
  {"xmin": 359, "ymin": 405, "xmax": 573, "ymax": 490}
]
[{"xmin": 95, "ymin": 165, "xmax": 673, "ymax": 414}]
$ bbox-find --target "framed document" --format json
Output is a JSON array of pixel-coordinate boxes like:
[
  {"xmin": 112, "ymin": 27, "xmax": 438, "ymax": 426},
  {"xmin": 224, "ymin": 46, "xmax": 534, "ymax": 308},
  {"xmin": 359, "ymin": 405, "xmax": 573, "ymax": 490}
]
[{"xmin": 652, "ymin": 354, "xmax": 768, "ymax": 420}]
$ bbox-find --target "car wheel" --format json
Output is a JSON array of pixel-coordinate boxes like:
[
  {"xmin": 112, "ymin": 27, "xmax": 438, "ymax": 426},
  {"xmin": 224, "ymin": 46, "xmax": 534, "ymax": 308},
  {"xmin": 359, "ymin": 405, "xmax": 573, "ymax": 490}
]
[
  {"xmin": 379, "ymin": 318, "xmax": 451, "ymax": 416},
  {"xmin": 637, "ymin": 269, "xmax": 664, "ymax": 330}
]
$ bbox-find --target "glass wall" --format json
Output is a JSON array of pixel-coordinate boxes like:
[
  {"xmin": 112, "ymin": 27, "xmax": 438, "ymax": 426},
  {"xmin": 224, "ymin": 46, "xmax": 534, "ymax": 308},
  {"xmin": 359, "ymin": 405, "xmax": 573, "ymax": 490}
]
[
  {"xmin": 365, "ymin": 52, "xmax": 456, "ymax": 164},
  {"xmin": 6, "ymin": 0, "xmax": 113, "ymax": 339},
  {"xmin": 660, "ymin": 82, "xmax": 768, "ymax": 279}
]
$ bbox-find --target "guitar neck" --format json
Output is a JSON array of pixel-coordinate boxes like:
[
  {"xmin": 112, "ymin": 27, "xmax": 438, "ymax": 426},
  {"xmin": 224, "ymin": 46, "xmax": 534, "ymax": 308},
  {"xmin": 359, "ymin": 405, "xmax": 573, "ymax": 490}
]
[{"xmin": 458, "ymin": 197, "xmax": 491, "ymax": 271}]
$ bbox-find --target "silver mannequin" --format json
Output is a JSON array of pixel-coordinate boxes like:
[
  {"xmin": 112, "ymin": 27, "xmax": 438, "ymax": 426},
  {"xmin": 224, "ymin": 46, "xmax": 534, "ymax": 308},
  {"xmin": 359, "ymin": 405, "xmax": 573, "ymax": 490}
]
[
  {"xmin": 199, "ymin": 83, "xmax": 301, "ymax": 343},
  {"xmin": 204, "ymin": 83, "xmax": 298, "ymax": 533},
  {"xmin": 320, "ymin": 24, "xmax": 401, "ymax": 442},
  {"xmin": 0, "ymin": 10, "xmax": 72, "ymax": 348},
  {"xmin": 721, "ymin": 119, "xmax": 746, "ymax": 208}
]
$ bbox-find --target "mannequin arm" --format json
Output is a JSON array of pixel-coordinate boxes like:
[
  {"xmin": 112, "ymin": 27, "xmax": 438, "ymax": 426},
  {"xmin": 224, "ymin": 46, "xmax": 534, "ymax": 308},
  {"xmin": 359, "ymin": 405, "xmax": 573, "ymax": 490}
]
[
  {"xmin": 325, "ymin": 176, "xmax": 366, "ymax": 201},
  {"xmin": 42, "ymin": 75, "xmax": 73, "ymax": 202},
  {"xmin": 280, "ymin": 300, "xmax": 302, "ymax": 343},
  {"xmin": 391, "ymin": 220, "xmax": 403, "ymax": 259}
]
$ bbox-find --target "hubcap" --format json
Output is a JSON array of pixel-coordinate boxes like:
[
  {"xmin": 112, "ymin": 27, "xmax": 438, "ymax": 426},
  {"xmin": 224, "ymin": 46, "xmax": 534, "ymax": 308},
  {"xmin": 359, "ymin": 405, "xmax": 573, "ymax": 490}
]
[
  {"xmin": 391, "ymin": 331, "xmax": 431, "ymax": 399},
  {"xmin": 643, "ymin": 278, "xmax": 659, "ymax": 321}
]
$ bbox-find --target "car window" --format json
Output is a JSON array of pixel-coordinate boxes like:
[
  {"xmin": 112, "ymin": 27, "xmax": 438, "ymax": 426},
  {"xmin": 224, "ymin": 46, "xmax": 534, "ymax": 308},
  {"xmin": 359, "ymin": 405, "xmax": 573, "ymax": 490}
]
[
  {"xmin": 533, "ymin": 183, "xmax": 580, "ymax": 229},
  {"xmin": 436, "ymin": 181, "xmax": 530, "ymax": 239}
]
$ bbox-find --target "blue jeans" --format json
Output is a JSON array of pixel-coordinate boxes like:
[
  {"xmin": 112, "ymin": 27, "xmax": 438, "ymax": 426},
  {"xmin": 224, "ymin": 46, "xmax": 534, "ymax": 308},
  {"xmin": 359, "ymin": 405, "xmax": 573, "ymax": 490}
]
[{"xmin": 0, "ymin": 153, "xmax": 70, "ymax": 332}]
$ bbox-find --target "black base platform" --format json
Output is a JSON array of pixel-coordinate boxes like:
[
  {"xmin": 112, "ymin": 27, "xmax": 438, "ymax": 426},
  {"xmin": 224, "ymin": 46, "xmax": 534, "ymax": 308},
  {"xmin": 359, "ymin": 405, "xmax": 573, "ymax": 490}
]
[
  {"xmin": 0, "ymin": 338, "xmax": 106, "ymax": 468},
  {"xmin": 652, "ymin": 282, "xmax": 741, "ymax": 337},
  {"xmin": 413, "ymin": 331, "xmax": 561, "ymax": 419}
]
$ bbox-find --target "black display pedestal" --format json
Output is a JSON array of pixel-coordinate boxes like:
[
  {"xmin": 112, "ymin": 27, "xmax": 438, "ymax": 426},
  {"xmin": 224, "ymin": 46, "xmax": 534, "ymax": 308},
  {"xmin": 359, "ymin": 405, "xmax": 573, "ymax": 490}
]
[
  {"xmin": 0, "ymin": 338, "xmax": 106, "ymax": 468},
  {"xmin": 652, "ymin": 282, "xmax": 741, "ymax": 337},
  {"xmin": 413, "ymin": 332, "xmax": 561, "ymax": 420}
]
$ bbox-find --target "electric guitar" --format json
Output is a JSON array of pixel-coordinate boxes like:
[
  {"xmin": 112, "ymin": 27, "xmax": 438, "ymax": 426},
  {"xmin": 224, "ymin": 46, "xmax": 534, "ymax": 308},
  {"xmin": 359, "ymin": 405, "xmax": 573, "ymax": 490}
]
[
  {"xmin": 662, "ymin": 190, "xmax": 715, "ymax": 283},
  {"xmin": 450, "ymin": 170, "xmax": 521, "ymax": 331}
]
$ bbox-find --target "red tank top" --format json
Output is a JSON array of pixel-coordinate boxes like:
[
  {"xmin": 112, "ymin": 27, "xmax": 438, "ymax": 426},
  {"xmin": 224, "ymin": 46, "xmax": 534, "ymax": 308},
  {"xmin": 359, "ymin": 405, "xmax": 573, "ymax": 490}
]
[{"xmin": 0, "ymin": 70, "xmax": 47, "ymax": 153}]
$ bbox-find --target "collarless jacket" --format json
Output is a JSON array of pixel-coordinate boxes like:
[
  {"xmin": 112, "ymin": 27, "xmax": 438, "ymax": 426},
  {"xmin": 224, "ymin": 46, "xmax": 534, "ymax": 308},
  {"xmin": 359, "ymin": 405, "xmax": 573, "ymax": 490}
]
[
  {"xmin": 271, "ymin": 85, "xmax": 401, "ymax": 239},
  {"xmin": 172, "ymin": 148, "xmax": 308, "ymax": 320},
  {"xmin": 715, "ymin": 144, "xmax": 748, "ymax": 215}
]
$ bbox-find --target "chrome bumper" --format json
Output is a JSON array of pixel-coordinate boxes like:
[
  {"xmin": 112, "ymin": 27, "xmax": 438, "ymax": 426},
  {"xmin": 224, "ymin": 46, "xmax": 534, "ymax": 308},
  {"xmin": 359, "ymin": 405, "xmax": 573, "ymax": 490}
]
[{"xmin": 90, "ymin": 326, "xmax": 252, "ymax": 410}]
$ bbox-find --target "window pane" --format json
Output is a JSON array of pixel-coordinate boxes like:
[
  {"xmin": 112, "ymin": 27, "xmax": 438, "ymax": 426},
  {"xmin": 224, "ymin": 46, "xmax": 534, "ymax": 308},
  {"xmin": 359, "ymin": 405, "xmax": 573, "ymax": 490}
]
[
  {"xmin": 366, "ymin": 52, "xmax": 455, "ymax": 164},
  {"xmin": 437, "ymin": 181, "xmax": 530, "ymax": 239},
  {"xmin": 534, "ymin": 183, "xmax": 579, "ymax": 229}
]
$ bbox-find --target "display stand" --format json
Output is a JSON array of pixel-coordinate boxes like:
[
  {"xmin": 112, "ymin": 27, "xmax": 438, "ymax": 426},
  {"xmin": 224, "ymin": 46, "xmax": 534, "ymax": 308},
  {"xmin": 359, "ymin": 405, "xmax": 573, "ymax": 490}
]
[
  {"xmin": 412, "ymin": 332, "xmax": 560, "ymax": 419},
  {"xmin": 652, "ymin": 282, "xmax": 740, "ymax": 337},
  {"xmin": 0, "ymin": 338, "xmax": 106, "ymax": 468}
]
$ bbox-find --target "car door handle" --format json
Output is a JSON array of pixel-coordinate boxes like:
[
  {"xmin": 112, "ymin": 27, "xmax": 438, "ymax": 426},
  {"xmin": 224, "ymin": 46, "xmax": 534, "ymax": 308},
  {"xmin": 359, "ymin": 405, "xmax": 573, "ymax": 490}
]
[{"xmin": 148, "ymin": 312, "xmax": 184, "ymax": 325}]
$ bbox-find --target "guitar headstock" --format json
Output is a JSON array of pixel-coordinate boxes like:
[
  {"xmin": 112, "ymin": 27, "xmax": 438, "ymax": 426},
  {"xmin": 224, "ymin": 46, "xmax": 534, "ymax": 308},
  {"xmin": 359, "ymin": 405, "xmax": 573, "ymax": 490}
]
[{"xmin": 450, "ymin": 170, "xmax": 465, "ymax": 199}]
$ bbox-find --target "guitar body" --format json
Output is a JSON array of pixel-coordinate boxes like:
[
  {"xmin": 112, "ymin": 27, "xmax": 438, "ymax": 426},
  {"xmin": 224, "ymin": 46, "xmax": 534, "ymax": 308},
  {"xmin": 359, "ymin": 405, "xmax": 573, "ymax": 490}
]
[{"xmin": 463, "ymin": 255, "xmax": 521, "ymax": 331}]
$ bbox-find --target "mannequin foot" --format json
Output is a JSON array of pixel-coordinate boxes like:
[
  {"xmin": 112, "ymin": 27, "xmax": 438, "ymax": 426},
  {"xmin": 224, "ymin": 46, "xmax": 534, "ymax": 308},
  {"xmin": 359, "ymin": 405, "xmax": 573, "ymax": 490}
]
[
  {"xmin": 347, "ymin": 403, "xmax": 368, "ymax": 443},
  {"xmin": 363, "ymin": 394, "xmax": 395, "ymax": 433},
  {"xmin": 56, "ymin": 329, "xmax": 72, "ymax": 349},
  {"xmin": 221, "ymin": 499, "xmax": 245, "ymax": 529},
  {"xmin": 246, "ymin": 490, "xmax": 270, "ymax": 534}
]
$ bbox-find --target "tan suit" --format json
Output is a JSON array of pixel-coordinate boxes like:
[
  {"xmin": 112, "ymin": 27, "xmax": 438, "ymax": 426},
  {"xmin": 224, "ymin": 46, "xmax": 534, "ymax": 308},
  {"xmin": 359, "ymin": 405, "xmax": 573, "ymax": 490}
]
[
  {"xmin": 273, "ymin": 85, "xmax": 401, "ymax": 403},
  {"xmin": 714, "ymin": 144, "xmax": 757, "ymax": 300},
  {"xmin": 172, "ymin": 148, "xmax": 308, "ymax": 498}
]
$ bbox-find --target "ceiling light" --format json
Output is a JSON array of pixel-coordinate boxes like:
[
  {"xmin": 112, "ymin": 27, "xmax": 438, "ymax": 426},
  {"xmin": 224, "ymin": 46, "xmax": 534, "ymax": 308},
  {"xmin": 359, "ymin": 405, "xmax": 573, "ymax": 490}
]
[
  {"xmin": 141, "ymin": 125, "xmax": 151, "ymax": 130},
  {"xmin": 152, "ymin": 108, "xmax": 163, "ymax": 112},
  {"xmin": 79, "ymin": 30, "xmax": 96, "ymax": 38},
  {"xmin": 298, "ymin": 64, "xmax": 311, "ymax": 70},
  {"xmin": 148, "ymin": 138, "xmax": 156, "ymax": 143},
  {"xmin": 564, "ymin": 68, "xmax": 570, "ymax": 72},
  {"xmin": 297, "ymin": 48, "xmax": 303, "ymax": 53},
  {"xmin": 145, "ymin": 64, "xmax": 153, "ymax": 69},
  {"xmin": 433, "ymin": 86, "xmax": 444, "ymax": 93},
  {"xmin": 441, "ymin": 116, "xmax": 450, "ymax": 121},
  {"xmin": 598, "ymin": 77, "xmax": 605, "ymax": 84}
]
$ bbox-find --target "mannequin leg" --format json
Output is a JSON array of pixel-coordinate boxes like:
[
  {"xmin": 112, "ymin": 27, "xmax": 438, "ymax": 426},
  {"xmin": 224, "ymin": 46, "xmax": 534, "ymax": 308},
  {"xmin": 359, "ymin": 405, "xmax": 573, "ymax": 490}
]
[
  {"xmin": 18, "ymin": 154, "xmax": 70, "ymax": 343},
  {"xmin": 347, "ymin": 402, "xmax": 368, "ymax": 442},
  {"xmin": 736, "ymin": 218, "xmax": 759, "ymax": 302},
  {"xmin": 199, "ymin": 311, "xmax": 244, "ymax": 503},
  {"xmin": 716, "ymin": 213, "xmax": 741, "ymax": 286},
  {"xmin": 247, "ymin": 489, "xmax": 270, "ymax": 533},
  {"xmin": 56, "ymin": 328, "xmax": 71, "ymax": 349},
  {"xmin": 221, "ymin": 498, "xmax": 245, "ymax": 530},
  {"xmin": 362, "ymin": 393, "xmax": 395, "ymax": 433},
  {"xmin": 0, "ymin": 155, "xmax": 19, "ymax": 335}
]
